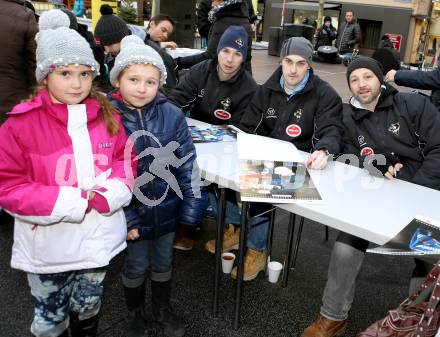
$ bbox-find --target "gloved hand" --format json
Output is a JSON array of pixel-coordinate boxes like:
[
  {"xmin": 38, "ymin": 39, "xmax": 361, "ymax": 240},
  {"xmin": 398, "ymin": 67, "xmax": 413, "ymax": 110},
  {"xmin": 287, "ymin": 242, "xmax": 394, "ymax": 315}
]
[{"xmin": 364, "ymin": 152, "xmax": 400, "ymax": 177}]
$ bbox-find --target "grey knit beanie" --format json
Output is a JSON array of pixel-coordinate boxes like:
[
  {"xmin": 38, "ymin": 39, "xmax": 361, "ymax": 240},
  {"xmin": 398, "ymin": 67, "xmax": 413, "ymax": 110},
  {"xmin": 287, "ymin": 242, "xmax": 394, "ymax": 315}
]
[
  {"xmin": 110, "ymin": 35, "xmax": 167, "ymax": 87},
  {"xmin": 35, "ymin": 10, "xmax": 99, "ymax": 84},
  {"xmin": 280, "ymin": 37, "xmax": 313, "ymax": 65}
]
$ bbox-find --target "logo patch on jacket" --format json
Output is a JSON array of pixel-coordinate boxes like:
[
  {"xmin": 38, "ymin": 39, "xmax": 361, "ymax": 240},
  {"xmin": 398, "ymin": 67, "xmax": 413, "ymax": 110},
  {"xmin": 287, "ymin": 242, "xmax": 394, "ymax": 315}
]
[
  {"xmin": 388, "ymin": 122, "xmax": 400, "ymax": 136},
  {"xmin": 285, "ymin": 124, "xmax": 302, "ymax": 137},
  {"xmin": 360, "ymin": 147, "xmax": 374, "ymax": 156},
  {"xmin": 214, "ymin": 109, "xmax": 231, "ymax": 120},
  {"xmin": 266, "ymin": 107, "xmax": 277, "ymax": 119},
  {"xmin": 199, "ymin": 89, "xmax": 205, "ymax": 97},
  {"xmin": 220, "ymin": 97, "xmax": 231, "ymax": 110},
  {"xmin": 358, "ymin": 135, "xmax": 366, "ymax": 147},
  {"xmin": 98, "ymin": 142, "xmax": 113, "ymax": 149},
  {"xmin": 293, "ymin": 109, "xmax": 302, "ymax": 120}
]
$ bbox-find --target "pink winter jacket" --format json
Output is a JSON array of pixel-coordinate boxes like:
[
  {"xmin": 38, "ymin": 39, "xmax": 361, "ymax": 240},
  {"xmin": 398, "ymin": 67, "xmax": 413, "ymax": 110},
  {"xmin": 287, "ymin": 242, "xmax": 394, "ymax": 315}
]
[{"xmin": 0, "ymin": 89, "xmax": 136, "ymax": 274}]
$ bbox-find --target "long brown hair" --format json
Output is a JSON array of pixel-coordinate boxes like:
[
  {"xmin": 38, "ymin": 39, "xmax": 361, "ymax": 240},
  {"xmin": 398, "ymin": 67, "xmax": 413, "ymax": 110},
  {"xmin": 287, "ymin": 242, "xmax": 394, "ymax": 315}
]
[
  {"xmin": 89, "ymin": 87, "xmax": 119, "ymax": 136},
  {"xmin": 25, "ymin": 85, "xmax": 119, "ymax": 136}
]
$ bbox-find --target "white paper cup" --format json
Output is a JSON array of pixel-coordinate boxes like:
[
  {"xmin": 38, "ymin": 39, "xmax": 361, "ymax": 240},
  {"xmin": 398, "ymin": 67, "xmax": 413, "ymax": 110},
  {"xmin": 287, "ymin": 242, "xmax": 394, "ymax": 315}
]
[
  {"xmin": 221, "ymin": 252, "xmax": 236, "ymax": 274},
  {"xmin": 267, "ymin": 261, "xmax": 283, "ymax": 283}
]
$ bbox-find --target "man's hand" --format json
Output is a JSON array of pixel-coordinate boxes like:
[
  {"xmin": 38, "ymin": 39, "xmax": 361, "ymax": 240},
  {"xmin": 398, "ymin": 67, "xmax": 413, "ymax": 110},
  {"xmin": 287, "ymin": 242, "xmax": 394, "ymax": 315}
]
[
  {"xmin": 306, "ymin": 150, "xmax": 329, "ymax": 170},
  {"xmin": 160, "ymin": 41, "xmax": 177, "ymax": 49},
  {"xmin": 384, "ymin": 163, "xmax": 403, "ymax": 180},
  {"xmin": 385, "ymin": 69, "xmax": 397, "ymax": 83},
  {"xmin": 127, "ymin": 228, "xmax": 140, "ymax": 240}
]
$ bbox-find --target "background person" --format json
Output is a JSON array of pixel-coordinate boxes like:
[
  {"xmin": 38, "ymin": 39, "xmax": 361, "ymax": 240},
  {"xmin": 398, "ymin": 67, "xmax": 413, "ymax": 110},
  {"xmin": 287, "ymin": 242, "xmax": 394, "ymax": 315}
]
[
  {"xmin": 0, "ymin": 0, "xmax": 38, "ymax": 123},
  {"xmin": 335, "ymin": 10, "xmax": 361, "ymax": 59}
]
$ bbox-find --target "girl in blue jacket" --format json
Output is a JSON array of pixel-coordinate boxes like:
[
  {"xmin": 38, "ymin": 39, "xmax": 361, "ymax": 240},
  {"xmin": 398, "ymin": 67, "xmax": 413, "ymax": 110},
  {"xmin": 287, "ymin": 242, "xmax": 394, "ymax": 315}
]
[{"xmin": 108, "ymin": 35, "xmax": 205, "ymax": 337}]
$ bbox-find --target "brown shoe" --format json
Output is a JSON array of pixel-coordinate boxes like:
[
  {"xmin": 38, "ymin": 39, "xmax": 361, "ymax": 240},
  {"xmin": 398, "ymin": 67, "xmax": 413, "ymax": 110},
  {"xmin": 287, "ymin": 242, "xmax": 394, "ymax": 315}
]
[
  {"xmin": 205, "ymin": 224, "xmax": 240, "ymax": 254},
  {"xmin": 173, "ymin": 236, "xmax": 194, "ymax": 251},
  {"xmin": 301, "ymin": 314, "xmax": 347, "ymax": 337},
  {"xmin": 231, "ymin": 248, "xmax": 266, "ymax": 281}
]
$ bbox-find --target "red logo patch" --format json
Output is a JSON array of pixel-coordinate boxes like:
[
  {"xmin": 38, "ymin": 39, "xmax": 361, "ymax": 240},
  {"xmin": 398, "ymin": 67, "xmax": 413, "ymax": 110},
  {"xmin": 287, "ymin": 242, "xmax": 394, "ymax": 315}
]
[
  {"xmin": 360, "ymin": 147, "xmax": 374, "ymax": 156},
  {"xmin": 214, "ymin": 109, "xmax": 231, "ymax": 120},
  {"xmin": 285, "ymin": 124, "xmax": 302, "ymax": 137}
]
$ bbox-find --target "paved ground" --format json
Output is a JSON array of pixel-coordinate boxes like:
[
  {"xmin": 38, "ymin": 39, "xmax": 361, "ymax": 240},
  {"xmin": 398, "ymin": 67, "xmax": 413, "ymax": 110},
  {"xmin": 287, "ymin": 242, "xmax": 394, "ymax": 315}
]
[{"xmin": 0, "ymin": 50, "xmax": 426, "ymax": 337}]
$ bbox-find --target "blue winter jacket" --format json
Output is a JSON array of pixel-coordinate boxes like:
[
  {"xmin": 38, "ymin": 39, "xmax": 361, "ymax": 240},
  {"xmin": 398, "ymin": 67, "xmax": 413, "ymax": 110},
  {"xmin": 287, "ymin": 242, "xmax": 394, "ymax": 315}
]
[{"xmin": 109, "ymin": 91, "xmax": 206, "ymax": 239}]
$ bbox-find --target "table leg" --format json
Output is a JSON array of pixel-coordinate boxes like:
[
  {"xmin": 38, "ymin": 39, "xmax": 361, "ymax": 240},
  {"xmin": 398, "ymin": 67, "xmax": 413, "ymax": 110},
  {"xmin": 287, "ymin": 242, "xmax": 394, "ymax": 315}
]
[
  {"xmin": 233, "ymin": 201, "xmax": 249, "ymax": 330},
  {"xmin": 212, "ymin": 188, "xmax": 226, "ymax": 317},
  {"xmin": 282, "ymin": 213, "xmax": 296, "ymax": 288},
  {"xmin": 265, "ymin": 209, "xmax": 276, "ymax": 273},
  {"xmin": 290, "ymin": 216, "xmax": 304, "ymax": 270}
]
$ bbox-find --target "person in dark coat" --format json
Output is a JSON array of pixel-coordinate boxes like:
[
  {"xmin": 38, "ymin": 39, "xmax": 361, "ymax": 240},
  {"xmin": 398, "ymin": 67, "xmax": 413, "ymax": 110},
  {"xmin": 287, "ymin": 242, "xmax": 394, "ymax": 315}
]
[
  {"xmin": 301, "ymin": 57, "xmax": 440, "ymax": 337},
  {"xmin": 0, "ymin": 0, "xmax": 38, "ymax": 123},
  {"xmin": 227, "ymin": 37, "xmax": 344, "ymax": 281},
  {"xmin": 94, "ymin": 7, "xmax": 178, "ymax": 94},
  {"xmin": 197, "ymin": 0, "xmax": 256, "ymax": 41},
  {"xmin": 178, "ymin": 0, "xmax": 254, "ymax": 73},
  {"xmin": 335, "ymin": 10, "xmax": 361, "ymax": 57},
  {"xmin": 314, "ymin": 16, "xmax": 337, "ymax": 50},
  {"xmin": 385, "ymin": 64, "xmax": 440, "ymax": 110},
  {"xmin": 144, "ymin": 14, "xmax": 179, "ymax": 93},
  {"xmin": 108, "ymin": 35, "xmax": 205, "ymax": 337},
  {"xmin": 169, "ymin": 25, "xmax": 257, "ymax": 251}
]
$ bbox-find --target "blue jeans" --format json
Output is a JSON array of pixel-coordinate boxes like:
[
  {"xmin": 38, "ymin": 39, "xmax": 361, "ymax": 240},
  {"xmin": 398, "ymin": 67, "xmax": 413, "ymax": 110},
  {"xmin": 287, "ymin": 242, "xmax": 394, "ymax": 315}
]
[
  {"xmin": 208, "ymin": 193, "xmax": 269, "ymax": 251},
  {"xmin": 122, "ymin": 232, "xmax": 175, "ymax": 287},
  {"xmin": 27, "ymin": 269, "xmax": 105, "ymax": 337}
]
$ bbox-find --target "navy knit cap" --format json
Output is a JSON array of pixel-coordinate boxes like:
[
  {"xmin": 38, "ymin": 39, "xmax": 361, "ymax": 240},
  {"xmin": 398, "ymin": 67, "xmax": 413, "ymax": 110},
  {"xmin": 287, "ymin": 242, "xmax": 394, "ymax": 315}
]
[
  {"xmin": 346, "ymin": 57, "xmax": 385, "ymax": 85},
  {"xmin": 94, "ymin": 5, "xmax": 129, "ymax": 46},
  {"xmin": 217, "ymin": 25, "xmax": 248, "ymax": 59}
]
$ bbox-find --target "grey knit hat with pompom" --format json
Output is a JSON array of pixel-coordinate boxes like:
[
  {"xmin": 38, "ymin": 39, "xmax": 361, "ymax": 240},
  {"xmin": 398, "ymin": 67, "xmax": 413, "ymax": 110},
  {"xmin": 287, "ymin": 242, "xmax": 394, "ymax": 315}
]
[
  {"xmin": 109, "ymin": 35, "xmax": 167, "ymax": 87},
  {"xmin": 35, "ymin": 9, "xmax": 99, "ymax": 83}
]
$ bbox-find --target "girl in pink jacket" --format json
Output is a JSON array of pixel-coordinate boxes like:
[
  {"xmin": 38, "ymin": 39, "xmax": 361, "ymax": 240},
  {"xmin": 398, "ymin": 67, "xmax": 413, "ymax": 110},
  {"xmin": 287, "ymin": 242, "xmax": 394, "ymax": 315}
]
[{"xmin": 0, "ymin": 10, "xmax": 135, "ymax": 337}]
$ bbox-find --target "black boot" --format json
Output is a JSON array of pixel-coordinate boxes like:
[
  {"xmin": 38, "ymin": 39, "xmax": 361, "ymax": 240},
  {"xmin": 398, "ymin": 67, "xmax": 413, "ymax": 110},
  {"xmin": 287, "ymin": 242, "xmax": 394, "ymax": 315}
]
[
  {"xmin": 69, "ymin": 313, "xmax": 99, "ymax": 337},
  {"xmin": 151, "ymin": 280, "xmax": 185, "ymax": 337},
  {"xmin": 124, "ymin": 283, "xmax": 147, "ymax": 337}
]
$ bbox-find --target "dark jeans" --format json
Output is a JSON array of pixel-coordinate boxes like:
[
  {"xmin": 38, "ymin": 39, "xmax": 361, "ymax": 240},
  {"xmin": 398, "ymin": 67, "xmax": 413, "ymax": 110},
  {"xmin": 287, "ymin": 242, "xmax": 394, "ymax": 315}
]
[{"xmin": 122, "ymin": 232, "xmax": 175, "ymax": 287}]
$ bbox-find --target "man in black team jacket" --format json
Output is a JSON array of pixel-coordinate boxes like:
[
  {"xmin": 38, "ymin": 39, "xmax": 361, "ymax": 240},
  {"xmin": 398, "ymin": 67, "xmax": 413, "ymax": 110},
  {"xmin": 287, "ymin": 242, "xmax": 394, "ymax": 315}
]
[
  {"xmin": 168, "ymin": 25, "xmax": 257, "ymax": 252},
  {"xmin": 221, "ymin": 37, "xmax": 344, "ymax": 281},
  {"xmin": 169, "ymin": 25, "xmax": 257, "ymax": 125},
  {"xmin": 301, "ymin": 57, "xmax": 440, "ymax": 337},
  {"xmin": 144, "ymin": 14, "xmax": 179, "ymax": 93}
]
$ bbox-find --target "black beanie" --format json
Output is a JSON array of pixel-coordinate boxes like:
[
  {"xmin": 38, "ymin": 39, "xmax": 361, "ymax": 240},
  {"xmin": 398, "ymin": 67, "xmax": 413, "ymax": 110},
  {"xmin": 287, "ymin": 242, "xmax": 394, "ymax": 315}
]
[
  {"xmin": 346, "ymin": 57, "xmax": 384, "ymax": 85},
  {"xmin": 94, "ymin": 5, "xmax": 129, "ymax": 46},
  {"xmin": 324, "ymin": 16, "xmax": 332, "ymax": 23}
]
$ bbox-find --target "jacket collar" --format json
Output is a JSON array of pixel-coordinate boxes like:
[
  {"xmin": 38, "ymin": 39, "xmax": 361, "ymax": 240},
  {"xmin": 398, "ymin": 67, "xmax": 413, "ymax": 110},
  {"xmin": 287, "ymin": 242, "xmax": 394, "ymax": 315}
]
[
  {"xmin": 349, "ymin": 84, "xmax": 398, "ymax": 120},
  {"xmin": 9, "ymin": 88, "xmax": 101, "ymax": 125}
]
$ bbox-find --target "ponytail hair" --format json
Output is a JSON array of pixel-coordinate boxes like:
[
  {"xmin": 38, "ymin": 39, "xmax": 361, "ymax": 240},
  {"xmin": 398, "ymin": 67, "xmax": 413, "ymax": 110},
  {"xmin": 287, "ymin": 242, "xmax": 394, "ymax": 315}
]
[{"xmin": 89, "ymin": 87, "xmax": 119, "ymax": 136}]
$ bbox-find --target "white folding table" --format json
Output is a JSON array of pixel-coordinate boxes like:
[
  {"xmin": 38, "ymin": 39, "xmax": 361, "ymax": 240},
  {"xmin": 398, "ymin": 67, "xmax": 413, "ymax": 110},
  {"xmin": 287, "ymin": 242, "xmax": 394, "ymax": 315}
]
[{"xmin": 188, "ymin": 118, "xmax": 440, "ymax": 329}]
